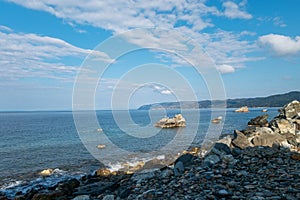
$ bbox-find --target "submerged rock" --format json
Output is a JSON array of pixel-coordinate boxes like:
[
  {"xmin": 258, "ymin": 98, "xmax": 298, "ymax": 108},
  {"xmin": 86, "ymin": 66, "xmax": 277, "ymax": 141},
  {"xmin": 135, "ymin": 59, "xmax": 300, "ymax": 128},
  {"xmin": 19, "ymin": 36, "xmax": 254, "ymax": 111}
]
[
  {"xmin": 155, "ymin": 114, "xmax": 186, "ymax": 128},
  {"xmin": 211, "ymin": 116, "xmax": 222, "ymax": 124}
]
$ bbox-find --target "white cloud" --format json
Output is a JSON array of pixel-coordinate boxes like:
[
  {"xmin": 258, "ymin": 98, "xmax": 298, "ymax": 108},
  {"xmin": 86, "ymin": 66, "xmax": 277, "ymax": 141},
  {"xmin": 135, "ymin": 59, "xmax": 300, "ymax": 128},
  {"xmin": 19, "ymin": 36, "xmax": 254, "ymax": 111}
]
[
  {"xmin": 223, "ymin": 1, "xmax": 252, "ymax": 19},
  {"xmin": 258, "ymin": 34, "xmax": 300, "ymax": 56},
  {"xmin": 0, "ymin": 29, "xmax": 113, "ymax": 81},
  {"xmin": 272, "ymin": 17, "xmax": 287, "ymax": 28},
  {"xmin": 217, "ymin": 64, "xmax": 235, "ymax": 74},
  {"xmin": 0, "ymin": 25, "xmax": 13, "ymax": 32},
  {"xmin": 5, "ymin": 0, "xmax": 258, "ymax": 74}
]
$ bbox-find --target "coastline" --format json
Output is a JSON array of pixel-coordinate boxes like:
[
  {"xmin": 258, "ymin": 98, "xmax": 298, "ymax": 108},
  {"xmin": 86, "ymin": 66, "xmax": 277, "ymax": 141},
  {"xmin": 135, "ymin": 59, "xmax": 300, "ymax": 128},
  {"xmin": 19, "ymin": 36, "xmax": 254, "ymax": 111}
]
[{"xmin": 1, "ymin": 101, "xmax": 300, "ymax": 199}]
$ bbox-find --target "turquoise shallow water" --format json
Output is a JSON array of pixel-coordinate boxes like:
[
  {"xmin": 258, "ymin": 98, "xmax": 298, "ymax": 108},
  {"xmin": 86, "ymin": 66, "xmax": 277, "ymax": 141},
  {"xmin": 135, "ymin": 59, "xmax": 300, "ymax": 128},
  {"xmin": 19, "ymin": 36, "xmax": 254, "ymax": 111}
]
[{"xmin": 0, "ymin": 108, "xmax": 279, "ymax": 196}]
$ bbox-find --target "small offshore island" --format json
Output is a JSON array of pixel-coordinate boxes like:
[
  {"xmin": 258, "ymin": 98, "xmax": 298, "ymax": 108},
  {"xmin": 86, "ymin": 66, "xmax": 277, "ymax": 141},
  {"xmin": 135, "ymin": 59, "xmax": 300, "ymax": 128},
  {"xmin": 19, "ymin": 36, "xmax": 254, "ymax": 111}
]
[{"xmin": 2, "ymin": 100, "xmax": 300, "ymax": 200}]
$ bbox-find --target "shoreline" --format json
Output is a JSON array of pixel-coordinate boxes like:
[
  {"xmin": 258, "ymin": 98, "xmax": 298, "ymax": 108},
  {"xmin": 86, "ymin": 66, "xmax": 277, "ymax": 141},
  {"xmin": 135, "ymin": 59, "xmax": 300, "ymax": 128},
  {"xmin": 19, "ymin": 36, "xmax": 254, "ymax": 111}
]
[{"xmin": 1, "ymin": 101, "xmax": 300, "ymax": 199}]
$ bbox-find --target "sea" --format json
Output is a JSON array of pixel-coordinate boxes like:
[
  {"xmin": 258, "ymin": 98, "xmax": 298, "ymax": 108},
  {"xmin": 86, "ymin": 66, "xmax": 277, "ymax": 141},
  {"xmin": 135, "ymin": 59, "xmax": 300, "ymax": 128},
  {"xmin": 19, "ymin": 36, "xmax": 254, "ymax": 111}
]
[{"xmin": 0, "ymin": 108, "xmax": 279, "ymax": 197}]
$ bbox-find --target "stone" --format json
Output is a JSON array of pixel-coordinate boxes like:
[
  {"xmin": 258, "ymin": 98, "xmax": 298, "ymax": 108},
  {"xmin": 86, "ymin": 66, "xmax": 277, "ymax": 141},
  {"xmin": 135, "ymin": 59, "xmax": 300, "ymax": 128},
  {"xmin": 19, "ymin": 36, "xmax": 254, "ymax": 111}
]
[
  {"xmin": 216, "ymin": 135, "xmax": 233, "ymax": 147},
  {"xmin": 249, "ymin": 127, "xmax": 284, "ymax": 147},
  {"xmin": 39, "ymin": 169, "xmax": 53, "ymax": 176},
  {"xmin": 211, "ymin": 116, "xmax": 222, "ymax": 124},
  {"xmin": 232, "ymin": 130, "xmax": 252, "ymax": 149},
  {"xmin": 174, "ymin": 161, "xmax": 184, "ymax": 176},
  {"xmin": 279, "ymin": 100, "xmax": 300, "ymax": 119},
  {"xmin": 72, "ymin": 195, "xmax": 90, "ymax": 200},
  {"xmin": 270, "ymin": 118, "xmax": 296, "ymax": 135},
  {"xmin": 97, "ymin": 144, "xmax": 106, "ymax": 149},
  {"xmin": 175, "ymin": 153, "xmax": 196, "ymax": 168},
  {"xmin": 161, "ymin": 168, "xmax": 173, "ymax": 178},
  {"xmin": 203, "ymin": 154, "xmax": 220, "ymax": 167},
  {"xmin": 155, "ymin": 114, "xmax": 186, "ymax": 128},
  {"xmin": 248, "ymin": 114, "xmax": 269, "ymax": 127},
  {"xmin": 0, "ymin": 196, "xmax": 8, "ymax": 200},
  {"xmin": 96, "ymin": 168, "xmax": 111, "ymax": 176},
  {"xmin": 291, "ymin": 154, "xmax": 300, "ymax": 160},
  {"xmin": 213, "ymin": 143, "xmax": 231, "ymax": 154},
  {"xmin": 216, "ymin": 189, "xmax": 231, "ymax": 197},
  {"xmin": 102, "ymin": 195, "xmax": 114, "ymax": 200},
  {"xmin": 235, "ymin": 106, "xmax": 249, "ymax": 112}
]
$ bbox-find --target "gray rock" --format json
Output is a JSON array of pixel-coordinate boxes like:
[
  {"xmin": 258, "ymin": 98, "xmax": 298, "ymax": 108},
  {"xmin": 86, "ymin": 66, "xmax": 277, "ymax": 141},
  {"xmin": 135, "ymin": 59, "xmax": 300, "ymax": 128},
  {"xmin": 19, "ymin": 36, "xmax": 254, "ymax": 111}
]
[
  {"xmin": 248, "ymin": 114, "xmax": 269, "ymax": 127},
  {"xmin": 214, "ymin": 142, "xmax": 231, "ymax": 154},
  {"xmin": 204, "ymin": 154, "xmax": 220, "ymax": 167},
  {"xmin": 270, "ymin": 118, "xmax": 296, "ymax": 135},
  {"xmin": 232, "ymin": 130, "xmax": 253, "ymax": 149},
  {"xmin": 279, "ymin": 100, "xmax": 300, "ymax": 119},
  {"xmin": 161, "ymin": 168, "xmax": 173, "ymax": 178},
  {"xmin": 216, "ymin": 135, "xmax": 233, "ymax": 147},
  {"xmin": 174, "ymin": 161, "xmax": 184, "ymax": 176},
  {"xmin": 216, "ymin": 189, "xmax": 231, "ymax": 197},
  {"xmin": 174, "ymin": 153, "xmax": 196, "ymax": 168}
]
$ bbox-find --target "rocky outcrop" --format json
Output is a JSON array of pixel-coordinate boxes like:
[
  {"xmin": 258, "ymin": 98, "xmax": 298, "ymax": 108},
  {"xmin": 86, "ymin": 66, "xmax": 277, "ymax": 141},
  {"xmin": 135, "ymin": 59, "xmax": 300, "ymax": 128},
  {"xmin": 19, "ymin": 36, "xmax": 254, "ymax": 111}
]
[
  {"xmin": 234, "ymin": 106, "xmax": 249, "ymax": 112},
  {"xmin": 231, "ymin": 100, "xmax": 300, "ymax": 152},
  {"xmin": 211, "ymin": 116, "xmax": 222, "ymax": 124},
  {"xmin": 247, "ymin": 114, "xmax": 268, "ymax": 127},
  {"xmin": 155, "ymin": 114, "xmax": 186, "ymax": 128}
]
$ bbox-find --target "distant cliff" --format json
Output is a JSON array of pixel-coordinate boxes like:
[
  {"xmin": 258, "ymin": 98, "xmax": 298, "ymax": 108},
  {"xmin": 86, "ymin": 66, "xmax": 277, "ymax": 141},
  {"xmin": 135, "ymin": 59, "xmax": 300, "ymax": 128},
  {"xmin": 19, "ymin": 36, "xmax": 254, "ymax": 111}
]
[{"xmin": 138, "ymin": 91, "xmax": 300, "ymax": 110}]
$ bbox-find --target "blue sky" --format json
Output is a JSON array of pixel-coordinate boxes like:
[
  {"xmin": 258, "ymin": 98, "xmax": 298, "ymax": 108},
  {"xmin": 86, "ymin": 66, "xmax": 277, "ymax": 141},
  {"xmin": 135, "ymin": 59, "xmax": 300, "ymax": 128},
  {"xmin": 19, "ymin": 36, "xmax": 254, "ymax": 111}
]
[{"xmin": 0, "ymin": 0, "xmax": 299, "ymax": 110}]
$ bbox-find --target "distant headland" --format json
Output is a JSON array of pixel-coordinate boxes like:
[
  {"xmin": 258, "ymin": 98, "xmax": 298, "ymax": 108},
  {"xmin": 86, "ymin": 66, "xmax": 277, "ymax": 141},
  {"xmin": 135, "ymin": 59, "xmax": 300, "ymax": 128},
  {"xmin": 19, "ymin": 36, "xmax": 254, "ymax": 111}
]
[{"xmin": 138, "ymin": 91, "xmax": 300, "ymax": 110}]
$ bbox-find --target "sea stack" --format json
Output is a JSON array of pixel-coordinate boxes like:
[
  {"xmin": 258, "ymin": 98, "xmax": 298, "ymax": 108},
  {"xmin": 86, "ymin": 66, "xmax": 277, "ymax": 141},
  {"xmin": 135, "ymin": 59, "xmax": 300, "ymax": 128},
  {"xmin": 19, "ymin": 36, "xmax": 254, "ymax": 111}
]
[
  {"xmin": 155, "ymin": 114, "xmax": 186, "ymax": 128},
  {"xmin": 235, "ymin": 106, "xmax": 249, "ymax": 112}
]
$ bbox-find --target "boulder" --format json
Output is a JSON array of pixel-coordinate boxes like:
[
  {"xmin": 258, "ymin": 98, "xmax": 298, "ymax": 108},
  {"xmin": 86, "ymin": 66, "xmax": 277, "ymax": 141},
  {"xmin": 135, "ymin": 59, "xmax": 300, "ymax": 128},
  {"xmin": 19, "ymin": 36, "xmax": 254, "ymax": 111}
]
[
  {"xmin": 278, "ymin": 100, "xmax": 300, "ymax": 119},
  {"xmin": 270, "ymin": 118, "xmax": 296, "ymax": 135},
  {"xmin": 174, "ymin": 161, "xmax": 184, "ymax": 176},
  {"xmin": 248, "ymin": 114, "xmax": 269, "ymax": 127},
  {"xmin": 73, "ymin": 195, "xmax": 90, "ymax": 200},
  {"xmin": 174, "ymin": 153, "xmax": 196, "ymax": 168},
  {"xmin": 155, "ymin": 114, "xmax": 186, "ymax": 128},
  {"xmin": 32, "ymin": 191, "xmax": 65, "ymax": 200},
  {"xmin": 235, "ymin": 106, "xmax": 249, "ymax": 112},
  {"xmin": 232, "ymin": 130, "xmax": 253, "ymax": 149}
]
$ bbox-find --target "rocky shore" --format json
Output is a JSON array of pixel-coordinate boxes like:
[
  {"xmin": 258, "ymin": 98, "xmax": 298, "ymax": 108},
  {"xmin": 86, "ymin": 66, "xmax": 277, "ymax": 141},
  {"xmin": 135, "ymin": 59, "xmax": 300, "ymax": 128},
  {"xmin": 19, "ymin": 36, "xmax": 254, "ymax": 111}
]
[{"xmin": 1, "ymin": 101, "xmax": 300, "ymax": 200}]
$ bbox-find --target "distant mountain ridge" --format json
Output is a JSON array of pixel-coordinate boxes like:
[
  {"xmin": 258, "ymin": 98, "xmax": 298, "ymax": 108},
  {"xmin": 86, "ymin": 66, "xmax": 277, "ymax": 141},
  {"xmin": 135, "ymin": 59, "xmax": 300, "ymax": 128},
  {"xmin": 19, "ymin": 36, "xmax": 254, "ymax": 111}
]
[{"xmin": 138, "ymin": 91, "xmax": 300, "ymax": 110}]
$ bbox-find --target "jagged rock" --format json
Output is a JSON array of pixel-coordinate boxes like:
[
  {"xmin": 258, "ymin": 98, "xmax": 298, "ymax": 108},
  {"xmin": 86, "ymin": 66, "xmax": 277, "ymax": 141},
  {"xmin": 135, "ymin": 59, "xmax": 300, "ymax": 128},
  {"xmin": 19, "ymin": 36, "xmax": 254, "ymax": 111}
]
[
  {"xmin": 270, "ymin": 118, "xmax": 296, "ymax": 135},
  {"xmin": 248, "ymin": 114, "xmax": 269, "ymax": 127},
  {"xmin": 278, "ymin": 100, "xmax": 300, "ymax": 119},
  {"xmin": 217, "ymin": 135, "xmax": 233, "ymax": 147},
  {"xmin": 131, "ymin": 171, "xmax": 156, "ymax": 182},
  {"xmin": 235, "ymin": 106, "xmax": 249, "ymax": 112},
  {"xmin": 155, "ymin": 114, "xmax": 186, "ymax": 128},
  {"xmin": 232, "ymin": 130, "xmax": 253, "ymax": 149},
  {"xmin": 250, "ymin": 127, "xmax": 284, "ymax": 147}
]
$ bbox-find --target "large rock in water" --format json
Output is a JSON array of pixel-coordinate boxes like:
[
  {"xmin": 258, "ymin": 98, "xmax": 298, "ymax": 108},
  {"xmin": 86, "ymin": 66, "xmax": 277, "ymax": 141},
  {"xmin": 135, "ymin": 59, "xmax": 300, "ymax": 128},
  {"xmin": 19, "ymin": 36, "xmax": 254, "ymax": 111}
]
[
  {"xmin": 155, "ymin": 114, "xmax": 186, "ymax": 128},
  {"xmin": 247, "ymin": 114, "xmax": 268, "ymax": 127},
  {"xmin": 234, "ymin": 106, "xmax": 249, "ymax": 112}
]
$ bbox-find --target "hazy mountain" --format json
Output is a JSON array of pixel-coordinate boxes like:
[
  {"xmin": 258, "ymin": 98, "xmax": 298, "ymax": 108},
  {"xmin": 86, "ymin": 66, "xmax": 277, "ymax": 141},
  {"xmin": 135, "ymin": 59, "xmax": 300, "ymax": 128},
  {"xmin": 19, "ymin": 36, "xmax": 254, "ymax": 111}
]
[{"xmin": 138, "ymin": 91, "xmax": 300, "ymax": 110}]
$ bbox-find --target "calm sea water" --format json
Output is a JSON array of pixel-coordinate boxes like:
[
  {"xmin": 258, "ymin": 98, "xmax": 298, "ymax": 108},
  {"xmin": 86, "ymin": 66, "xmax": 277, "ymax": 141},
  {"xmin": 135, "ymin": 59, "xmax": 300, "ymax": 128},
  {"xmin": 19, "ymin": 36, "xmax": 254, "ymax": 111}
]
[{"xmin": 0, "ymin": 108, "xmax": 279, "ymax": 196}]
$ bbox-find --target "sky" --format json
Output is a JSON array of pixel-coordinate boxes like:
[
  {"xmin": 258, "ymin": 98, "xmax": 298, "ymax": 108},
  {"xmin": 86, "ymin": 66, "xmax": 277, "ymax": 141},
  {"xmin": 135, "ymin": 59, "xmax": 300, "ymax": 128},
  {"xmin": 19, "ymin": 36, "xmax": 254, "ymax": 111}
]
[{"xmin": 0, "ymin": 0, "xmax": 299, "ymax": 110}]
